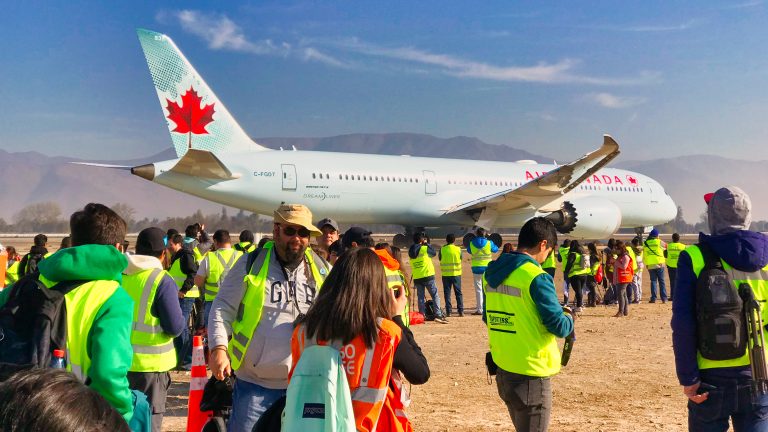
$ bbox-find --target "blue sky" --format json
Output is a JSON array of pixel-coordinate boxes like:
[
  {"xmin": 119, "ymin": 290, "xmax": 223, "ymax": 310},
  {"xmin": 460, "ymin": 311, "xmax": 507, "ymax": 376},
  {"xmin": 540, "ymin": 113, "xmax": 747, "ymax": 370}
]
[{"xmin": 2, "ymin": 1, "xmax": 768, "ymax": 162}]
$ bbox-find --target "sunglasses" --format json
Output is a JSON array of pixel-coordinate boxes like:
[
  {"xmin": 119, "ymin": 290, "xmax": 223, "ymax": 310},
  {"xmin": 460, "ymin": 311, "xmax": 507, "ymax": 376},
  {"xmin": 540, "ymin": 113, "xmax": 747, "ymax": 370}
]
[{"xmin": 280, "ymin": 225, "xmax": 311, "ymax": 238}]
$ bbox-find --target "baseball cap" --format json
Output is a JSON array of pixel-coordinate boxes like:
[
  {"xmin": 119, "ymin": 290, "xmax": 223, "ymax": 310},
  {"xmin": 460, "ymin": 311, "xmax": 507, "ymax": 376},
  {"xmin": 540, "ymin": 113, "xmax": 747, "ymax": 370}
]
[
  {"xmin": 703, "ymin": 192, "xmax": 715, "ymax": 204},
  {"xmin": 316, "ymin": 218, "xmax": 339, "ymax": 232},
  {"xmin": 341, "ymin": 227, "xmax": 373, "ymax": 249},
  {"xmin": 136, "ymin": 227, "xmax": 166, "ymax": 254},
  {"xmin": 273, "ymin": 204, "xmax": 321, "ymax": 236}
]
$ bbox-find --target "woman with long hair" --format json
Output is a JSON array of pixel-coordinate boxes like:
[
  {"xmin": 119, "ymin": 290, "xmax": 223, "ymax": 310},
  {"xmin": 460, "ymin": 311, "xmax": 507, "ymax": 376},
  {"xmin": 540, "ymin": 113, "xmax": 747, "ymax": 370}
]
[
  {"xmin": 290, "ymin": 248, "xmax": 429, "ymax": 431},
  {"xmin": 612, "ymin": 241, "xmax": 634, "ymax": 317}
]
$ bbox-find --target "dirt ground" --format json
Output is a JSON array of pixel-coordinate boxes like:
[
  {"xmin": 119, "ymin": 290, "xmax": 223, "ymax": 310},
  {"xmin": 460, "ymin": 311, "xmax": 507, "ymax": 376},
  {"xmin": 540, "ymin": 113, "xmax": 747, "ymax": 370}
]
[{"xmin": 0, "ymin": 235, "xmax": 688, "ymax": 431}]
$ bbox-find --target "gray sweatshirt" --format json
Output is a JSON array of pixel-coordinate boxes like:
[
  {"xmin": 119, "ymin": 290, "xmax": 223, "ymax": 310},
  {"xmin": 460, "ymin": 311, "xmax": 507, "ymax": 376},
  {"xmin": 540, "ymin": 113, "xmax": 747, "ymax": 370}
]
[{"xmin": 209, "ymin": 248, "xmax": 326, "ymax": 389}]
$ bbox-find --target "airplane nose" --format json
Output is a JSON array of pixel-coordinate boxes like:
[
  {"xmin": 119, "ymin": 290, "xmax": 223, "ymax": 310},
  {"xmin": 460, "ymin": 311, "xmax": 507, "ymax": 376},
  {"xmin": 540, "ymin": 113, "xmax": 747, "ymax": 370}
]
[{"xmin": 662, "ymin": 194, "xmax": 678, "ymax": 222}]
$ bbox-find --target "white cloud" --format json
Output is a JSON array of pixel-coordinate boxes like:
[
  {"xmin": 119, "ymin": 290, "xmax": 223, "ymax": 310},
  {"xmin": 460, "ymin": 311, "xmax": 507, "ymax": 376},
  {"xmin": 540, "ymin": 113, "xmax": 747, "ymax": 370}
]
[
  {"xmin": 583, "ymin": 92, "xmax": 647, "ymax": 108},
  {"xmin": 587, "ymin": 19, "xmax": 701, "ymax": 33},
  {"xmin": 165, "ymin": 10, "xmax": 349, "ymax": 67}
]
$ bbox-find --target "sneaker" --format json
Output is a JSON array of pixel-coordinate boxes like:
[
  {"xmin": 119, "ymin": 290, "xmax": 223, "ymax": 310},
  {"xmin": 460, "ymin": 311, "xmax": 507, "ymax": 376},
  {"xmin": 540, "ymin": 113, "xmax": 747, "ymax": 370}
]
[
  {"xmin": 446, "ymin": 311, "xmax": 452, "ymax": 318},
  {"xmin": 471, "ymin": 310, "xmax": 483, "ymax": 316},
  {"xmin": 434, "ymin": 316, "xmax": 449, "ymax": 324},
  {"xmin": 458, "ymin": 312, "xmax": 465, "ymax": 317},
  {"xmin": 649, "ymin": 300, "xmax": 656, "ymax": 304}
]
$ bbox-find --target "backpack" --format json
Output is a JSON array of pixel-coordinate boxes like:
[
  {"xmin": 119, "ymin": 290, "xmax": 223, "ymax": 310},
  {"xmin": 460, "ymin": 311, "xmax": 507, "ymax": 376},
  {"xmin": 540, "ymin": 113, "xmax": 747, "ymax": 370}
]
[
  {"xmin": 23, "ymin": 253, "xmax": 45, "ymax": 276},
  {"xmin": 282, "ymin": 336, "xmax": 356, "ymax": 432},
  {"xmin": 695, "ymin": 244, "xmax": 747, "ymax": 361},
  {"xmin": 0, "ymin": 273, "xmax": 85, "ymax": 375},
  {"xmin": 424, "ymin": 300, "xmax": 436, "ymax": 321},
  {"xmin": 580, "ymin": 254, "xmax": 591, "ymax": 270}
]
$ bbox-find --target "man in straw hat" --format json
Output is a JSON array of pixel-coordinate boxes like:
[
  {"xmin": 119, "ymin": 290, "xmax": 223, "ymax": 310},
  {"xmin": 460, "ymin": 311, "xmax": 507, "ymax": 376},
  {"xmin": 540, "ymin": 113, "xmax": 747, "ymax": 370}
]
[{"xmin": 208, "ymin": 204, "xmax": 332, "ymax": 432}]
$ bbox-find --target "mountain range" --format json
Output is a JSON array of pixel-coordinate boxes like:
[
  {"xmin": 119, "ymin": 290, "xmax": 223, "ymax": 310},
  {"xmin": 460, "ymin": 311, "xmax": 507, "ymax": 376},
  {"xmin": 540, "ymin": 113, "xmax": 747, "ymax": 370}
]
[{"xmin": 0, "ymin": 133, "xmax": 762, "ymax": 224}]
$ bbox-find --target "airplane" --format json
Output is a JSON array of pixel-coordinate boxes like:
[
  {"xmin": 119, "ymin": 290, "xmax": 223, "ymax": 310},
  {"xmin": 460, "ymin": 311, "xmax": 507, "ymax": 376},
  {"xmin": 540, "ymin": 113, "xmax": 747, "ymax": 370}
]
[{"xmin": 89, "ymin": 29, "xmax": 678, "ymax": 248}]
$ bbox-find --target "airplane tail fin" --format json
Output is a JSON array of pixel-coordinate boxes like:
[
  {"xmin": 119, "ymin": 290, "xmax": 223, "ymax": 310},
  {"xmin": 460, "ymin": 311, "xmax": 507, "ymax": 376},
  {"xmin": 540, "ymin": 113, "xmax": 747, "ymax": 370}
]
[{"xmin": 136, "ymin": 28, "xmax": 268, "ymax": 158}]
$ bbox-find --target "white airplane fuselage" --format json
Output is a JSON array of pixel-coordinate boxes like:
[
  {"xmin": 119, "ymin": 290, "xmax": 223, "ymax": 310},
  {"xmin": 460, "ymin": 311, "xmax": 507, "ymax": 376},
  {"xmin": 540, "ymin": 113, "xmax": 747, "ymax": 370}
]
[{"xmin": 147, "ymin": 149, "xmax": 677, "ymax": 229}]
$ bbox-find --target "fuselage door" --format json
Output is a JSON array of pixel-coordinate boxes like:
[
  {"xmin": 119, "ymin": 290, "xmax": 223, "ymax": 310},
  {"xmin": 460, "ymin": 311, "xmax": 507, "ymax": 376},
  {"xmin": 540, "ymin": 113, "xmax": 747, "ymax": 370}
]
[
  {"xmin": 646, "ymin": 181, "xmax": 658, "ymax": 203},
  {"xmin": 423, "ymin": 170, "xmax": 437, "ymax": 195},
  {"xmin": 282, "ymin": 164, "xmax": 297, "ymax": 190}
]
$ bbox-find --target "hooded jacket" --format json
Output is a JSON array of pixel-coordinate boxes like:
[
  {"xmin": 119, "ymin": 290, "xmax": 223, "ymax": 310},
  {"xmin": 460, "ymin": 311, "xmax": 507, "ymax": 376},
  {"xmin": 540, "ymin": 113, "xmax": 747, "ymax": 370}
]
[
  {"xmin": 671, "ymin": 230, "xmax": 768, "ymax": 386},
  {"xmin": 484, "ymin": 252, "xmax": 573, "ymax": 338},
  {"xmin": 0, "ymin": 245, "xmax": 135, "ymax": 422},
  {"xmin": 470, "ymin": 237, "xmax": 500, "ymax": 274},
  {"xmin": 374, "ymin": 248, "xmax": 400, "ymax": 272}
]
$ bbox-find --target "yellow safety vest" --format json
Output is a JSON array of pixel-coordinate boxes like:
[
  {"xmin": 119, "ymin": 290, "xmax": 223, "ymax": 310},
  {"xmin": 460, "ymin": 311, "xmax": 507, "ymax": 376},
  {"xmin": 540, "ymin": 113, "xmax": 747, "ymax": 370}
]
[
  {"xmin": 123, "ymin": 268, "xmax": 177, "ymax": 372},
  {"xmin": 542, "ymin": 250, "xmax": 556, "ymax": 270},
  {"xmin": 484, "ymin": 261, "xmax": 563, "ymax": 377},
  {"xmin": 568, "ymin": 253, "xmax": 591, "ymax": 277},
  {"xmin": 203, "ymin": 248, "xmax": 244, "ymax": 302},
  {"xmin": 470, "ymin": 241, "xmax": 493, "ymax": 268},
  {"xmin": 559, "ymin": 247, "xmax": 570, "ymax": 271},
  {"xmin": 686, "ymin": 245, "xmax": 768, "ymax": 370},
  {"xmin": 410, "ymin": 245, "xmax": 435, "ymax": 279},
  {"xmin": 643, "ymin": 238, "xmax": 666, "ymax": 267},
  {"xmin": 169, "ymin": 255, "xmax": 199, "ymax": 298},
  {"xmin": 235, "ymin": 242, "xmax": 257, "ymax": 253},
  {"xmin": 384, "ymin": 266, "xmax": 410, "ymax": 327},
  {"xmin": 667, "ymin": 242, "xmax": 687, "ymax": 268},
  {"xmin": 39, "ymin": 274, "xmax": 120, "ymax": 381},
  {"xmin": 228, "ymin": 242, "xmax": 329, "ymax": 371},
  {"xmin": 626, "ymin": 246, "xmax": 638, "ymax": 272},
  {"xmin": 5, "ymin": 261, "xmax": 19, "ymax": 285},
  {"xmin": 440, "ymin": 244, "xmax": 462, "ymax": 277}
]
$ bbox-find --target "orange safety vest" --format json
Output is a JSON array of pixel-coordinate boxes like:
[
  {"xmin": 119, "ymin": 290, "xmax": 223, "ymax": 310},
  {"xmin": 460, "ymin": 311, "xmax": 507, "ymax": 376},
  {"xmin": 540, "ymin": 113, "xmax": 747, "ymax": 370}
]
[
  {"xmin": 291, "ymin": 319, "xmax": 404, "ymax": 432},
  {"xmin": 617, "ymin": 256, "xmax": 634, "ymax": 284}
]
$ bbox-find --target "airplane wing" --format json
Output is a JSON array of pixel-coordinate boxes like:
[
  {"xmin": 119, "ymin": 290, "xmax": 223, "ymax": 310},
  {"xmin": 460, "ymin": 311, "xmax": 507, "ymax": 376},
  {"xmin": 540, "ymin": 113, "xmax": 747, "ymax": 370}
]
[{"xmin": 443, "ymin": 134, "xmax": 620, "ymax": 219}]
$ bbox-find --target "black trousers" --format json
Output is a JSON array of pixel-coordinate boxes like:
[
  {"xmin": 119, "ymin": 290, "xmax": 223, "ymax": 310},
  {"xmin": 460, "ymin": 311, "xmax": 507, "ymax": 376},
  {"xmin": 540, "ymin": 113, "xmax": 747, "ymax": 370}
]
[
  {"xmin": 128, "ymin": 371, "xmax": 172, "ymax": 432},
  {"xmin": 496, "ymin": 368, "xmax": 552, "ymax": 432},
  {"xmin": 668, "ymin": 266, "xmax": 677, "ymax": 299},
  {"xmin": 569, "ymin": 275, "xmax": 589, "ymax": 308}
]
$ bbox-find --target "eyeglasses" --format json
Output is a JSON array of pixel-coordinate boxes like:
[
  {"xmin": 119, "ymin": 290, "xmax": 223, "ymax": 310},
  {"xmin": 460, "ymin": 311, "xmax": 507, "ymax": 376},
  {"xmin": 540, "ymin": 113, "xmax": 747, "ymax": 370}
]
[{"xmin": 281, "ymin": 225, "xmax": 311, "ymax": 238}]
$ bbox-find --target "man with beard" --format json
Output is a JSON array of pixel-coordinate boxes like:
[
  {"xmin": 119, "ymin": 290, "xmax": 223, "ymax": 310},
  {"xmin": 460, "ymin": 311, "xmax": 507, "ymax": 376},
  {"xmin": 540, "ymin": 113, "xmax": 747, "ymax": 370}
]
[{"xmin": 207, "ymin": 204, "xmax": 331, "ymax": 432}]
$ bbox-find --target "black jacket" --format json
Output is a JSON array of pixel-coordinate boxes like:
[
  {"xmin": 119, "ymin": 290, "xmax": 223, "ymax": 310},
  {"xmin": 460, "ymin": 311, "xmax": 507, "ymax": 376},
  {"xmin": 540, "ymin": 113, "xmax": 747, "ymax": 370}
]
[
  {"xmin": 171, "ymin": 248, "xmax": 198, "ymax": 294},
  {"xmin": 391, "ymin": 315, "xmax": 430, "ymax": 384},
  {"xmin": 19, "ymin": 245, "xmax": 48, "ymax": 275}
]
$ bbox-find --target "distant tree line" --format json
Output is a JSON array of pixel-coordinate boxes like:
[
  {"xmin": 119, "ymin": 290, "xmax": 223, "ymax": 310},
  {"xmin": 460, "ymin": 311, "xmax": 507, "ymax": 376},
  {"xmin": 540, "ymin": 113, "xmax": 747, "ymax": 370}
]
[{"xmin": 2, "ymin": 201, "xmax": 767, "ymax": 235}]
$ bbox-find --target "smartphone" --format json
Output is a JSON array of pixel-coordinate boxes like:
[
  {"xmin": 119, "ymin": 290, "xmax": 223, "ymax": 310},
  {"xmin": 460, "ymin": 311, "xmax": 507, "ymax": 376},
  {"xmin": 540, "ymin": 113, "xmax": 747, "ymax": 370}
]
[{"xmin": 697, "ymin": 382, "xmax": 717, "ymax": 394}]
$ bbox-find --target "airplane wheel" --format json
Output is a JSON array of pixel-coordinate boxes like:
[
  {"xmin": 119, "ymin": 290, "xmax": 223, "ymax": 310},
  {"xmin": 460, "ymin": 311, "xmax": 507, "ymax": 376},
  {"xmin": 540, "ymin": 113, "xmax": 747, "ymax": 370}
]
[
  {"xmin": 393, "ymin": 234, "xmax": 408, "ymax": 249},
  {"xmin": 489, "ymin": 233, "xmax": 503, "ymax": 248},
  {"xmin": 463, "ymin": 233, "xmax": 476, "ymax": 250}
]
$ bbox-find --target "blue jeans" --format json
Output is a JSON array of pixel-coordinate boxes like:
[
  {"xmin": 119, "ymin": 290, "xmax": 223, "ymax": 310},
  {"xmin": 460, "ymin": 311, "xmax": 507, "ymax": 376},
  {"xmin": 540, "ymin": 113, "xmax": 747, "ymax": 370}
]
[
  {"xmin": 648, "ymin": 267, "xmax": 668, "ymax": 301},
  {"xmin": 688, "ymin": 373, "xmax": 768, "ymax": 431},
  {"xmin": 204, "ymin": 301, "xmax": 213, "ymax": 329},
  {"xmin": 414, "ymin": 277, "xmax": 443, "ymax": 317},
  {"xmin": 173, "ymin": 297, "xmax": 195, "ymax": 368},
  {"xmin": 229, "ymin": 379, "xmax": 286, "ymax": 432},
  {"xmin": 442, "ymin": 276, "xmax": 463, "ymax": 315}
]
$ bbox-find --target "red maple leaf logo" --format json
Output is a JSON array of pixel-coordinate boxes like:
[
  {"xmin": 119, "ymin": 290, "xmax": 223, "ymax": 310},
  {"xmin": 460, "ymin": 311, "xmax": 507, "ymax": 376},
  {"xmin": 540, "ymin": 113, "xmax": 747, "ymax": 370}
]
[
  {"xmin": 165, "ymin": 86, "xmax": 215, "ymax": 148},
  {"xmin": 626, "ymin": 175, "xmax": 638, "ymax": 185}
]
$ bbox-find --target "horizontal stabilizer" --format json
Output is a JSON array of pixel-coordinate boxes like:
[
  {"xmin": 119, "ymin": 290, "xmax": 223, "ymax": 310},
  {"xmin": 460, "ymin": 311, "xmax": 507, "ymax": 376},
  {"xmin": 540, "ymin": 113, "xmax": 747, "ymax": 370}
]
[{"xmin": 168, "ymin": 149, "xmax": 240, "ymax": 180}]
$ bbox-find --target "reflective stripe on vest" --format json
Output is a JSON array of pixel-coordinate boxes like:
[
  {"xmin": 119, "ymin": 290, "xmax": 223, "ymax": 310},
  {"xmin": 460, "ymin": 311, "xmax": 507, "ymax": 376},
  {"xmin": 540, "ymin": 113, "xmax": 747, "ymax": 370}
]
[
  {"xmin": 667, "ymin": 242, "xmax": 687, "ymax": 268},
  {"xmin": 204, "ymin": 248, "xmax": 243, "ymax": 302},
  {"xmin": 686, "ymin": 245, "xmax": 768, "ymax": 370},
  {"xmin": 384, "ymin": 267, "xmax": 410, "ymax": 327},
  {"xmin": 193, "ymin": 246, "xmax": 204, "ymax": 263},
  {"xmin": 568, "ymin": 253, "xmax": 591, "ymax": 277},
  {"xmin": 235, "ymin": 242, "xmax": 257, "ymax": 253},
  {"xmin": 228, "ymin": 242, "xmax": 329, "ymax": 371},
  {"xmin": 484, "ymin": 261, "xmax": 562, "ymax": 376},
  {"xmin": 439, "ymin": 244, "xmax": 462, "ymax": 276},
  {"xmin": 410, "ymin": 245, "xmax": 435, "ymax": 279},
  {"xmin": 40, "ymin": 276, "xmax": 120, "ymax": 382},
  {"xmin": 643, "ymin": 238, "xmax": 666, "ymax": 267},
  {"xmin": 123, "ymin": 268, "xmax": 177, "ymax": 372},
  {"xmin": 470, "ymin": 241, "xmax": 493, "ymax": 268},
  {"xmin": 542, "ymin": 250, "xmax": 556, "ymax": 270},
  {"xmin": 293, "ymin": 318, "xmax": 402, "ymax": 432},
  {"xmin": 169, "ymin": 257, "xmax": 199, "ymax": 298},
  {"xmin": 5, "ymin": 261, "xmax": 19, "ymax": 285}
]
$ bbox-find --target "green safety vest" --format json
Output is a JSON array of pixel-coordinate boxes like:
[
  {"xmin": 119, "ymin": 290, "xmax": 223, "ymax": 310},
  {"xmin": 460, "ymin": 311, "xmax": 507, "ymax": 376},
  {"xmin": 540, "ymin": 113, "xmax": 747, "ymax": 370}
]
[
  {"xmin": 39, "ymin": 274, "xmax": 119, "ymax": 381},
  {"xmin": 384, "ymin": 266, "xmax": 410, "ymax": 327},
  {"xmin": 484, "ymin": 261, "xmax": 563, "ymax": 377},
  {"xmin": 169, "ymin": 256, "xmax": 199, "ymax": 298},
  {"xmin": 542, "ymin": 250, "xmax": 556, "ymax": 270},
  {"xmin": 440, "ymin": 244, "xmax": 462, "ymax": 277},
  {"xmin": 568, "ymin": 253, "xmax": 591, "ymax": 277},
  {"xmin": 234, "ymin": 242, "xmax": 257, "ymax": 254},
  {"xmin": 666, "ymin": 242, "xmax": 687, "ymax": 268},
  {"xmin": 5, "ymin": 261, "xmax": 19, "ymax": 285},
  {"xmin": 559, "ymin": 247, "xmax": 570, "ymax": 271},
  {"xmin": 590, "ymin": 257, "xmax": 601, "ymax": 276},
  {"xmin": 410, "ymin": 245, "xmax": 436, "ymax": 279},
  {"xmin": 470, "ymin": 241, "xmax": 493, "ymax": 268},
  {"xmin": 123, "ymin": 268, "xmax": 177, "ymax": 372},
  {"xmin": 228, "ymin": 242, "xmax": 329, "ymax": 371},
  {"xmin": 643, "ymin": 238, "xmax": 666, "ymax": 267},
  {"xmin": 686, "ymin": 245, "xmax": 768, "ymax": 370},
  {"xmin": 203, "ymin": 248, "xmax": 244, "ymax": 302},
  {"xmin": 626, "ymin": 246, "xmax": 638, "ymax": 272},
  {"xmin": 192, "ymin": 246, "xmax": 205, "ymax": 263}
]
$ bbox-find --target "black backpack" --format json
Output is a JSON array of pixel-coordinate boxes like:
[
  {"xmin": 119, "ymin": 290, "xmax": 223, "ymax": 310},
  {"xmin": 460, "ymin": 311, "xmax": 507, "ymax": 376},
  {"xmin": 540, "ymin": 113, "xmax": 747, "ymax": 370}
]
[
  {"xmin": 0, "ymin": 272, "xmax": 86, "ymax": 378},
  {"xmin": 23, "ymin": 253, "xmax": 45, "ymax": 276},
  {"xmin": 424, "ymin": 300, "xmax": 436, "ymax": 321},
  {"xmin": 695, "ymin": 244, "xmax": 747, "ymax": 361}
]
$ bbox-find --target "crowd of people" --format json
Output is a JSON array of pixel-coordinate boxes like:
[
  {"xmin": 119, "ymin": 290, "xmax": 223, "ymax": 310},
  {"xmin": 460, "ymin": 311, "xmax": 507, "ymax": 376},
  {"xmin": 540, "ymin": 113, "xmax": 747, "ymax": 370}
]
[{"xmin": 0, "ymin": 186, "xmax": 765, "ymax": 431}]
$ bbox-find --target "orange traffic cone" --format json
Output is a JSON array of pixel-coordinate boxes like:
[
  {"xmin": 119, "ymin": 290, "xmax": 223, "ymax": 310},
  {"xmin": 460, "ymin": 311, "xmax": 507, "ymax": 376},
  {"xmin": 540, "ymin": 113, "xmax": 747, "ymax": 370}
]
[{"xmin": 186, "ymin": 335, "xmax": 213, "ymax": 432}]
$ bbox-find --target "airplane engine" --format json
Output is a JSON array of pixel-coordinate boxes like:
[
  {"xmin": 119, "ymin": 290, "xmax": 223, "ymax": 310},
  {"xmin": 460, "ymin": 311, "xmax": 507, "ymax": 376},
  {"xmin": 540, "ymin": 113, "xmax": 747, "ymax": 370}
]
[{"xmin": 544, "ymin": 197, "xmax": 622, "ymax": 239}]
